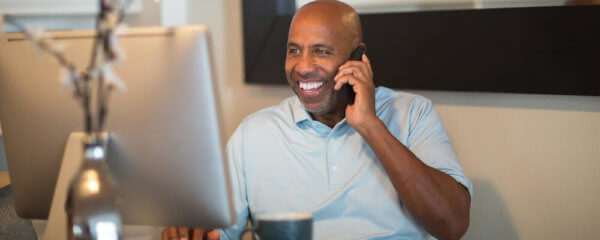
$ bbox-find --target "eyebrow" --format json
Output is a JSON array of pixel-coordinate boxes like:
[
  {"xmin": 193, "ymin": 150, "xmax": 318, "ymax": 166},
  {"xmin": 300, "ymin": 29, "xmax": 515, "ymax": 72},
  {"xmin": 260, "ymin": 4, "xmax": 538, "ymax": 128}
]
[
  {"xmin": 287, "ymin": 42, "xmax": 300, "ymax": 48},
  {"xmin": 287, "ymin": 42, "xmax": 334, "ymax": 50},
  {"xmin": 312, "ymin": 44, "xmax": 333, "ymax": 49}
]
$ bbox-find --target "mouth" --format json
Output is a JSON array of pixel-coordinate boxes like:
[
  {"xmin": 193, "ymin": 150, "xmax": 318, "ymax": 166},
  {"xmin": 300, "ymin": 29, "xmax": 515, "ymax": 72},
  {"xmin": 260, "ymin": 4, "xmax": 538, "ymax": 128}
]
[{"xmin": 298, "ymin": 81, "xmax": 325, "ymax": 96}]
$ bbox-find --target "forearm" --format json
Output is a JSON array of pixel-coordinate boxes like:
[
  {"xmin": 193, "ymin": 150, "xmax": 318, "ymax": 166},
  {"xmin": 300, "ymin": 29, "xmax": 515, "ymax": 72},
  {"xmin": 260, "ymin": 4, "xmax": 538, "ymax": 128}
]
[{"xmin": 356, "ymin": 119, "xmax": 470, "ymax": 240}]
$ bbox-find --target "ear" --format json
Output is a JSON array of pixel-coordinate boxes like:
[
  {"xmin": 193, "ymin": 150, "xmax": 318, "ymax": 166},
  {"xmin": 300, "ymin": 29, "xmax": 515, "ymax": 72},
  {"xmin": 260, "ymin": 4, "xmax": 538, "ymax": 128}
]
[{"xmin": 357, "ymin": 42, "xmax": 367, "ymax": 54}]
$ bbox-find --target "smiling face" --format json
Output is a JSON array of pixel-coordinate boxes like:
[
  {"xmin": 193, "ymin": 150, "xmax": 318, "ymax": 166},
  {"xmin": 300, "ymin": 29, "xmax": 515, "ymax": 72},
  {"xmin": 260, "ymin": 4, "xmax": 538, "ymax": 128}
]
[{"xmin": 285, "ymin": 1, "xmax": 361, "ymax": 115}]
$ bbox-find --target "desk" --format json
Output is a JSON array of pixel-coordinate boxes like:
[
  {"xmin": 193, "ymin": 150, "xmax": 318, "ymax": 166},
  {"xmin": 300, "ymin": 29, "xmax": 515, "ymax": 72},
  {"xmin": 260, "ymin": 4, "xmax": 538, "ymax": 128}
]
[
  {"xmin": 0, "ymin": 172, "xmax": 9, "ymax": 189},
  {"xmin": 0, "ymin": 135, "xmax": 9, "ymax": 188},
  {"xmin": 32, "ymin": 220, "xmax": 164, "ymax": 240}
]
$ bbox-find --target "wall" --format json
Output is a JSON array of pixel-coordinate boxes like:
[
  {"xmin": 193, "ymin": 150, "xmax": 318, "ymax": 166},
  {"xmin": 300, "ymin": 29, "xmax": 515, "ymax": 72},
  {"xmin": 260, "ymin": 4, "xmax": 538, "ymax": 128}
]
[
  {"xmin": 417, "ymin": 91, "xmax": 600, "ymax": 239},
  {"xmin": 190, "ymin": 0, "xmax": 600, "ymax": 239},
  {"xmin": 1, "ymin": 0, "xmax": 193, "ymax": 33},
  {"xmin": 187, "ymin": 0, "xmax": 294, "ymax": 139},
  {"xmin": 2, "ymin": 0, "xmax": 161, "ymax": 32}
]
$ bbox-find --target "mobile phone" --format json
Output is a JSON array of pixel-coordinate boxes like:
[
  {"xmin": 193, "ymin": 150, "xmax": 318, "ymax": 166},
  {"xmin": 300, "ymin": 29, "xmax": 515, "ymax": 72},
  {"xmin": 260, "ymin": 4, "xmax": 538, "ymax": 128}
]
[{"xmin": 344, "ymin": 46, "xmax": 365, "ymax": 105}]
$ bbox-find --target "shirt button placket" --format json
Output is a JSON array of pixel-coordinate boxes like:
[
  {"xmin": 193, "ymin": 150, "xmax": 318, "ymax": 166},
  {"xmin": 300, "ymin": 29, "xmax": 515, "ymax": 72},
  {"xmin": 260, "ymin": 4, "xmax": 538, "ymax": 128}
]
[{"xmin": 325, "ymin": 135, "xmax": 339, "ymax": 191}]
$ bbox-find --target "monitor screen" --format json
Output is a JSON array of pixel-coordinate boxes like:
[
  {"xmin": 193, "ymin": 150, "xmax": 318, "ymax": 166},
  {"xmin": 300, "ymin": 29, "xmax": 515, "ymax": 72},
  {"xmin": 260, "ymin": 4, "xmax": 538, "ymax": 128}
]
[{"xmin": 0, "ymin": 25, "xmax": 235, "ymax": 228}]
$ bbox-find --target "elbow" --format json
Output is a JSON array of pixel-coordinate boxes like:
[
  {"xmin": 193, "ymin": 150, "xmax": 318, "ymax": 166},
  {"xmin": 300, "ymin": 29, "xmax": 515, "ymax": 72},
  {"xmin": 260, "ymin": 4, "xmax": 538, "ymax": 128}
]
[
  {"xmin": 433, "ymin": 192, "xmax": 471, "ymax": 240},
  {"xmin": 444, "ymin": 220, "xmax": 469, "ymax": 240},
  {"xmin": 434, "ymin": 214, "xmax": 470, "ymax": 240}
]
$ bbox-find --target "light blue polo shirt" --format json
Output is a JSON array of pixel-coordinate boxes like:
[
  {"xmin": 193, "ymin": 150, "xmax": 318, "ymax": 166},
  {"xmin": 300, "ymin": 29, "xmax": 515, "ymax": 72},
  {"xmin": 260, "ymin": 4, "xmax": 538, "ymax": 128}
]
[{"xmin": 219, "ymin": 87, "xmax": 472, "ymax": 240}]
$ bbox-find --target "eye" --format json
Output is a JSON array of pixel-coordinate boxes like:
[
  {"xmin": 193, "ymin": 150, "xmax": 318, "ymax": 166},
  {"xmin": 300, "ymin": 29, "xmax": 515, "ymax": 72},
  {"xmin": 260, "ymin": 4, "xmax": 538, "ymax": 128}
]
[
  {"xmin": 315, "ymin": 49, "xmax": 330, "ymax": 55},
  {"xmin": 288, "ymin": 48, "xmax": 300, "ymax": 55}
]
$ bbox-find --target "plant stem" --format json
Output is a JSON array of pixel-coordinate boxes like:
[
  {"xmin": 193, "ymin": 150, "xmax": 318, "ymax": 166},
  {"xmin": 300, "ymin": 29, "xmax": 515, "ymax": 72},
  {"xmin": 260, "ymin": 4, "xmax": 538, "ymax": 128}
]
[{"xmin": 4, "ymin": 0, "xmax": 133, "ymax": 136}]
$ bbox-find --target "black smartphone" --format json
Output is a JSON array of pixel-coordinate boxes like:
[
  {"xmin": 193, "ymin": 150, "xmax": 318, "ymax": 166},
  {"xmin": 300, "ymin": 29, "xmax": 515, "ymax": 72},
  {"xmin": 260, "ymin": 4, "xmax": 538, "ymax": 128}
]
[{"xmin": 344, "ymin": 46, "xmax": 365, "ymax": 105}]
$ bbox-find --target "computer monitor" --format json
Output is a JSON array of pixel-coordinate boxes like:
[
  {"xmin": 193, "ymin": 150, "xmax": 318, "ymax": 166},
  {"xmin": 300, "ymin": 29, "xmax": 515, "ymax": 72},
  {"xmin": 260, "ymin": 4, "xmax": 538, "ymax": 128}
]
[{"xmin": 0, "ymin": 25, "xmax": 235, "ymax": 228}]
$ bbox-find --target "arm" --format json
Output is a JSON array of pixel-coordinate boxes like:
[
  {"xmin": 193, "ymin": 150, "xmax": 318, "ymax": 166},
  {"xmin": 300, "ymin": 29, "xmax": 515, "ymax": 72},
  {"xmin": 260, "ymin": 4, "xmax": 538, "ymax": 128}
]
[
  {"xmin": 334, "ymin": 54, "xmax": 470, "ymax": 240},
  {"xmin": 358, "ymin": 117, "xmax": 470, "ymax": 240}
]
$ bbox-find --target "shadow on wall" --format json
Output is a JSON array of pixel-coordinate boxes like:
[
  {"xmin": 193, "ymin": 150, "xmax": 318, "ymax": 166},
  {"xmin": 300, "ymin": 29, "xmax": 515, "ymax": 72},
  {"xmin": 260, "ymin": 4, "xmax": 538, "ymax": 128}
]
[{"xmin": 463, "ymin": 178, "xmax": 520, "ymax": 240}]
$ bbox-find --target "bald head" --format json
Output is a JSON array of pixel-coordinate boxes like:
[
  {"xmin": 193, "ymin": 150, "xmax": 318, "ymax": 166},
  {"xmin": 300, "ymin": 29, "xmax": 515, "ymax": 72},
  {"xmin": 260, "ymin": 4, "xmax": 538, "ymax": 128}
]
[
  {"xmin": 291, "ymin": 0, "xmax": 363, "ymax": 45},
  {"xmin": 285, "ymin": 1, "xmax": 365, "ymax": 115}
]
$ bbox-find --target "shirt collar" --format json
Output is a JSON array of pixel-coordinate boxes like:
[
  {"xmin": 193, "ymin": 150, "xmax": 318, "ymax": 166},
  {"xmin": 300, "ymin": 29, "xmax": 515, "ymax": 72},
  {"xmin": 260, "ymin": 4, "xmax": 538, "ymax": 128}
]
[
  {"xmin": 290, "ymin": 97, "xmax": 334, "ymax": 137},
  {"xmin": 291, "ymin": 96, "xmax": 311, "ymax": 125}
]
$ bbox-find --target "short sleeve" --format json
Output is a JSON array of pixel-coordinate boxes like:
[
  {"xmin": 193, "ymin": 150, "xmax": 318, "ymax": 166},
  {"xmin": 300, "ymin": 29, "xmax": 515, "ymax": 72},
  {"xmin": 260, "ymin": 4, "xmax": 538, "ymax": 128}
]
[
  {"xmin": 217, "ymin": 122, "xmax": 251, "ymax": 239},
  {"xmin": 406, "ymin": 98, "xmax": 473, "ymax": 198}
]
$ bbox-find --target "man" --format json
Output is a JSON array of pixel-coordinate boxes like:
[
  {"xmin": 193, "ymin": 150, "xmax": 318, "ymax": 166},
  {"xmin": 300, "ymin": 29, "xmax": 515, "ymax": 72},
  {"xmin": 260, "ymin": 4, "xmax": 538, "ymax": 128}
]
[{"xmin": 163, "ymin": 1, "xmax": 471, "ymax": 239}]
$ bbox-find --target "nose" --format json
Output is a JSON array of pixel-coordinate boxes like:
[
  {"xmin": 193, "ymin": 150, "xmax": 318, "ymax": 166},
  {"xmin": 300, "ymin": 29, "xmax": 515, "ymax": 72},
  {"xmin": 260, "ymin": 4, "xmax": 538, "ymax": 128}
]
[{"xmin": 295, "ymin": 53, "xmax": 317, "ymax": 76}]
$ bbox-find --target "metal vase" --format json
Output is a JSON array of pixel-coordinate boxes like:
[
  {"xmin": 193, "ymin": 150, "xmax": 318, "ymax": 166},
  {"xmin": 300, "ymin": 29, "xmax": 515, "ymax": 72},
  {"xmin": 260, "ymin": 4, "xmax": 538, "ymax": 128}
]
[{"xmin": 66, "ymin": 135, "xmax": 122, "ymax": 240}]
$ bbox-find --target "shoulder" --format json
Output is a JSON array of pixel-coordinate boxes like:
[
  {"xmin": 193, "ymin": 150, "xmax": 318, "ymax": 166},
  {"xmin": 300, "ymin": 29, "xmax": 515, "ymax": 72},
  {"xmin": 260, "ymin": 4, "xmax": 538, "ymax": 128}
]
[
  {"xmin": 232, "ymin": 96, "xmax": 298, "ymax": 139},
  {"xmin": 227, "ymin": 96, "xmax": 297, "ymax": 148},
  {"xmin": 375, "ymin": 86, "xmax": 434, "ymax": 117},
  {"xmin": 242, "ymin": 96, "xmax": 296, "ymax": 126}
]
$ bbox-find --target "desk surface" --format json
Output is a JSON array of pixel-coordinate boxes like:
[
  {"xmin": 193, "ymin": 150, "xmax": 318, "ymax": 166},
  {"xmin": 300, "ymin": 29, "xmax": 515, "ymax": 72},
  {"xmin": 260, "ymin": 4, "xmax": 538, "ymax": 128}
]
[
  {"xmin": 0, "ymin": 172, "xmax": 9, "ymax": 188},
  {"xmin": 0, "ymin": 135, "xmax": 8, "ymax": 188}
]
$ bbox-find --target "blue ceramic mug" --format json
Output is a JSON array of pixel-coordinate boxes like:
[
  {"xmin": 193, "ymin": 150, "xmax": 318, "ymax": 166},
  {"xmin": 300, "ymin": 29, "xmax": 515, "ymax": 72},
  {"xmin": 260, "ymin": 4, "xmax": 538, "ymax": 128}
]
[{"xmin": 239, "ymin": 212, "xmax": 313, "ymax": 240}]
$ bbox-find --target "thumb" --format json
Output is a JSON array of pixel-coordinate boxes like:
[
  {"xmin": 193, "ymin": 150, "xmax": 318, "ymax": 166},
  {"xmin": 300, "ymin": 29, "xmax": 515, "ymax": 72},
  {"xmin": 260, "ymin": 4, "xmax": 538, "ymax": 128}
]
[{"xmin": 206, "ymin": 230, "xmax": 220, "ymax": 240}]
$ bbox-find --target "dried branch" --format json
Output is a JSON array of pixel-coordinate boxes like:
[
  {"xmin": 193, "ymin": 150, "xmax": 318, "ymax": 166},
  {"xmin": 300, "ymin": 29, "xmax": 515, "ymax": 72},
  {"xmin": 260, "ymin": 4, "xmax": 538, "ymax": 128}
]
[{"xmin": 3, "ymin": 0, "xmax": 132, "ymax": 136}]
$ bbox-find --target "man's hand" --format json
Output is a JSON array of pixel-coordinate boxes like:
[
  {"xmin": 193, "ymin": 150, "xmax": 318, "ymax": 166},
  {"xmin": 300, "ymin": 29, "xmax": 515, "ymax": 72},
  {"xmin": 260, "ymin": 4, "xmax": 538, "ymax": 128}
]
[
  {"xmin": 161, "ymin": 227, "xmax": 220, "ymax": 240},
  {"xmin": 333, "ymin": 54, "xmax": 378, "ymax": 133}
]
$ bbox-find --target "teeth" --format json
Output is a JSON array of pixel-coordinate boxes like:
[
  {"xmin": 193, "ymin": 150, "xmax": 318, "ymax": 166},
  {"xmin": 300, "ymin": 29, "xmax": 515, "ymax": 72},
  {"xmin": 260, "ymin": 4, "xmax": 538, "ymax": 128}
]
[{"xmin": 299, "ymin": 82, "xmax": 324, "ymax": 90}]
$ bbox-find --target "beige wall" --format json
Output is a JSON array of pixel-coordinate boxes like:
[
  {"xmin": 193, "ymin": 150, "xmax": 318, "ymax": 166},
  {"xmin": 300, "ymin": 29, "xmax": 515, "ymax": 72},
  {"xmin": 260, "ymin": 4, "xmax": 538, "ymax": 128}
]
[
  {"xmin": 434, "ymin": 98, "xmax": 600, "ymax": 239},
  {"xmin": 189, "ymin": 1, "xmax": 600, "ymax": 239},
  {"xmin": 2, "ymin": 0, "xmax": 161, "ymax": 32},
  {"xmin": 188, "ymin": 0, "xmax": 293, "ymax": 138}
]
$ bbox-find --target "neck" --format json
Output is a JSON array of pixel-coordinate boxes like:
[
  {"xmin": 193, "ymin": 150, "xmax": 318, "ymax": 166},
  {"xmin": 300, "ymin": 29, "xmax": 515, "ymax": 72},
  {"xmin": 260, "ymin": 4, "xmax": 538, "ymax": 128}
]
[
  {"xmin": 310, "ymin": 95, "xmax": 349, "ymax": 128},
  {"xmin": 311, "ymin": 111, "xmax": 344, "ymax": 128}
]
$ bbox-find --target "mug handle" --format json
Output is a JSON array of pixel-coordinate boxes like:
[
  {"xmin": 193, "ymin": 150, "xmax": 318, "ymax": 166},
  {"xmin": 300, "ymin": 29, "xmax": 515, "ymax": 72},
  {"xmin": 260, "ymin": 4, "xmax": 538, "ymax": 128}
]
[{"xmin": 239, "ymin": 227, "xmax": 260, "ymax": 240}]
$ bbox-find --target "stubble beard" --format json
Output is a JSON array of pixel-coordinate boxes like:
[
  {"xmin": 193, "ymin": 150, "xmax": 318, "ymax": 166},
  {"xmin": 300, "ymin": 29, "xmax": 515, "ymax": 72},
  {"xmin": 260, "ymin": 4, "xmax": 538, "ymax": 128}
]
[{"xmin": 288, "ymin": 71, "xmax": 339, "ymax": 115}]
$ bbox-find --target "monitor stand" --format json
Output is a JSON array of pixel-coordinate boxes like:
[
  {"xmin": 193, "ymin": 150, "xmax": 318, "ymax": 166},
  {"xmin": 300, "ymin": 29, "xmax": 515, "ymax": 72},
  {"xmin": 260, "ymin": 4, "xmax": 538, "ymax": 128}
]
[{"xmin": 45, "ymin": 132, "xmax": 108, "ymax": 239}]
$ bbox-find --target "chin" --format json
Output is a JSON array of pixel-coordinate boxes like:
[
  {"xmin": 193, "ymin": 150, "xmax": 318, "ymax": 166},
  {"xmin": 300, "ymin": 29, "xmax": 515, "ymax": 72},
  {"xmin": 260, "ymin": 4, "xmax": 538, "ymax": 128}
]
[
  {"xmin": 299, "ymin": 96, "xmax": 328, "ymax": 113},
  {"xmin": 303, "ymin": 103, "xmax": 329, "ymax": 115},
  {"xmin": 298, "ymin": 90, "xmax": 340, "ymax": 115},
  {"xmin": 287, "ymin": 75, "xmax": 342, "ymax": 115}
]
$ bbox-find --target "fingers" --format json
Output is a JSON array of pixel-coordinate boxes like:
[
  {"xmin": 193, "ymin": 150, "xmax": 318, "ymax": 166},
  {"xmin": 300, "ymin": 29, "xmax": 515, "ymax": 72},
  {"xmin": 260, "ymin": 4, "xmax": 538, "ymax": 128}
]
[
  {"xmin": 362, "ymin": 54, "xmax": 372, "ymax": 75},
  {"xmin": 162, "ymin": 227, "xmax": 214, "ymax": 240},
  {"xmin": 335, "ymin": 54, "xmax": 373, "ymax": 91},
  {"xmin": 339, "ymin": 61, "xmax": 370, "ymax": 79},
  {"xmin": 169, "ymin": 227, "xmax": 179, "ymax": 240},
  {"xmin": 334, "ymin": 66, "xmax": 365, "ymax": 84},
  {"xmin": 334, "ymin": 65, "xmax": 373, "ymax": 91},
  {"xmin": 161, "ymin": 228, "xmax": 168, "ymax": 240},
  {"xmin": 340, "ymin": 54, "xmax": 372, "ymax": 76},
  {"xmin": 333, "ymin": 73, "xmax": 361, "ymax": 90},
  {"xmin": 162, "ymin": 227, "xmax": 178, "ymax": 240},
  {"xmin": 192, "ymin": 228, "xmax": 205, "ymax": 240},
  {"xmin": 178, "ymin": 227, "xmax": 189, "ymax": 240},
  {"xmin": 206, "ymin": 230, "xmax": 220, "ymax": 240}
]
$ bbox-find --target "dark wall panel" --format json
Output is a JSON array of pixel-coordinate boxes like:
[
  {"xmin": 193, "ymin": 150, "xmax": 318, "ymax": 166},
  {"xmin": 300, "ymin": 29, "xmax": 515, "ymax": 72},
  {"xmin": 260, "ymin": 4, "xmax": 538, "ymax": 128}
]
[{"xmin": 243, "ymin": 3, "xmax": 600, "ymax": 96}]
